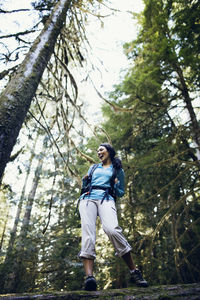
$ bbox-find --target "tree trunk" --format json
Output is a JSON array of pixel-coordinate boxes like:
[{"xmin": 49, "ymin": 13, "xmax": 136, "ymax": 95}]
[
  {"xmin": 7, "ymin": 150, "xmax": 35, "ymax": 251},
  {"xmin": 3, "ymin": 154, "xmax": 44, "ymax": 293},
  {"xmin": 18, "ymin": 155, "xmax": 43, "ymax": 246},
  {"xmin": 0, "ymin": 213, "xmax": 8, "ymax": 251},
  {"xmin": 173, "ymin": 62, "xmax": 200, "ymax": 155},
  {"xmin": 0, "ymin": 0, "xmax": 72, "ymax": 180}
]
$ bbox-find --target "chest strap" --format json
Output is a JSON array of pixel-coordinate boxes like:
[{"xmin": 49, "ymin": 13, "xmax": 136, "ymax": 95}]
[{"xmin": 83, "ymin": 185, "xmax": 112, "ymax": 203}]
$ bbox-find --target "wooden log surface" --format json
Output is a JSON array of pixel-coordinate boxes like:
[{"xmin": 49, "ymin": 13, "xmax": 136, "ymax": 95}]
[{"xmin": 0, "ymin": 283, "xmax": 200, "ymax": 300}]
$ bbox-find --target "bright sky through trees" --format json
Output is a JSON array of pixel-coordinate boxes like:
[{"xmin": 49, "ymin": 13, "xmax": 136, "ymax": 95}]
[
  {"xmin": 1, "ymin": 0, "xmax": 144, "ymax": 120},
  {"xmin": 1, "ymin": 0, "xmax": 144, "ymax": 191},
  {"xmin": 80, "ymin": 0, "xmax": 144, "ymax": 119}
]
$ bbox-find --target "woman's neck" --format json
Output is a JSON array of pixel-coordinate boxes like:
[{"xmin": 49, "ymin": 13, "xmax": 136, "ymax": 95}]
[{"xmin": 102, "ymin": 158, "xmax": 112, "ymax": 168}]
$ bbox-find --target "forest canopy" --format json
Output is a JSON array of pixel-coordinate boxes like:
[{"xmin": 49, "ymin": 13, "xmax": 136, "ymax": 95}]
[{"xmin": 0, "ymin": 0, "xmax": 199, "ymax": 294}]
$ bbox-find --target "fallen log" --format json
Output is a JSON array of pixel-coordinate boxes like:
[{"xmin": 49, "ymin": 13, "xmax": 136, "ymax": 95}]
[{"xmin": 0, "ymin": 283, "xmax": 200, "ymax": 300}]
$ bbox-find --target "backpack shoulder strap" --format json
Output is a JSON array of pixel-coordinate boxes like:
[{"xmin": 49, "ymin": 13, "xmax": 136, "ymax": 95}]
[{"xmin": 88, "ymin": 163, "xmax": 99, "ymax": 178}]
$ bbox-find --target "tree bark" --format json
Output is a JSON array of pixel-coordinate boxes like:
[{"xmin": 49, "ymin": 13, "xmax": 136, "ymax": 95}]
[
  {"xmin": 0, "ymin": 0, "xmax": 72, "ymax": 180},
  {"xmin": 0, "ymin": 283, "xmax": 200, "ymax": 299}
]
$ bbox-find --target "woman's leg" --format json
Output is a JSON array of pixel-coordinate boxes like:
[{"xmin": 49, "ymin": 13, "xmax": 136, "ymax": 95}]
[
  {"xmin": 83, "ymin": 258, "xmax": 94, "ymax": 276},
  {"xmin": 79, "ymin": 200, "xmax": 97, "ymax": 275},
  {"xmin": 98, "ymin": 200, "xmax": 132, "ymax": 258},
  {"xmin": 79, "ymin": 200, "xmax": 98, "ymax": 290},
  {"xmin": 122, "ymin": 251, "xmax": 136, "ymax": 271},
  {"xmin": 98, "ymin": 200, "xmax": 148, "ymax": 287},
  {"xmin": 83, "ymin": 257, "xmax": 97, "ymax": 291}
]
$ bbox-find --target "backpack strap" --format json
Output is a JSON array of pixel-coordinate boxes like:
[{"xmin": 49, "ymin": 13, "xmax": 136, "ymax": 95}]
[
  {"xmin": 88, "ymin": 163, "xmax": 99, "ymax": 179},
  {"xmin": 81, "ymin": 164, "xmax": 99, "ymax": 198}
]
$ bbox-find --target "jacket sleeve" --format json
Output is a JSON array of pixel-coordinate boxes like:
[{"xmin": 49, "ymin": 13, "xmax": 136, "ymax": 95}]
[{"xmin": 114, "ymin": 168, "xmax": 125, "ymax": 197}]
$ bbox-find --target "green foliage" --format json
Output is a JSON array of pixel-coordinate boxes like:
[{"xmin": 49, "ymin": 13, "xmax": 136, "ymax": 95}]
[{"xmin": 99, "ymin": 0, "xmax": 200, "ymax": 286}]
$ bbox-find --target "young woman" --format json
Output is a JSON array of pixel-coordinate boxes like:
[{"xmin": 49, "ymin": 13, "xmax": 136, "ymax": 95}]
[{"xmin": 78, "ymin": 143, "xmax": 148, "ymax": 291}]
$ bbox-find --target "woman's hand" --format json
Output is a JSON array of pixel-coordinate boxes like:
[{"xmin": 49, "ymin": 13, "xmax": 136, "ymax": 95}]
[{"xmin": 115, "ymin": 178, "xmax": 118, "ymax": 184}]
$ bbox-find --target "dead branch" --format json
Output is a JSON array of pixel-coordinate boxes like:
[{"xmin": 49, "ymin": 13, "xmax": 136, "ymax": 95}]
[{"xmin": 0, "ymin": 8, "xmax": 30, "ymax": 14}]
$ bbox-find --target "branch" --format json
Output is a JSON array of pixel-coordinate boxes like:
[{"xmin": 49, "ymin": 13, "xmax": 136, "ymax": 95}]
[
  {"xmin": 136, "ymin": 93, "xmax": 166, "ymax": 107},
  {"xmin": 70, "ymin": 139, "xmax": 96, "ymax": 164},
  {"xmin": 28, "ymin": 104, "xmax": 81, "ymax": 185},
  {"xmin": 89, "ymin": 76, "xmax": 135, "ymax": 113},
  {"xmin": 0, "ymin": 29, "xmax": 38, "ymax": 40},
  {"xmin": 94, "ymin": 125, "xmax": 112, "ymax": 144},
  {"xmin": 55, "ymin": 53, "xmax": 78, "ymax": 100},
  {"xmin": 150, "ymin": 184, "xmax": 200, "ymax": 241},
  {"xmin": 0, "ymin": 8, "xmax": 30, "ymax": 13},
  {"xmin": 45, "ymin": 63, "xmax": 98, "ymax": 138},
  {"xmin": 8, "ymin": 147, "xmax": 24, "ymax": 162},
  {"xmin": 78, "ymin": 6, "xmax": 112, "ymax": 18},
  {"xmin": 0, "ymin": 66, "xmax": 17, "ymax": 80}
]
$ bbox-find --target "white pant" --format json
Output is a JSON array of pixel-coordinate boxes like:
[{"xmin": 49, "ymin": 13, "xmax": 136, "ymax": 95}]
[{"xmin": 79, "ymin": 199, "xmax": 132, "ymax": 259}]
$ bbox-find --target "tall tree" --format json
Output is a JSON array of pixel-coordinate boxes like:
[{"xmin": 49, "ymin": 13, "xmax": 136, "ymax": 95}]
[
  {"xmin": 0, "ymin": 0, "xmax": 72, "ymax": 180},
  {"xmin": 123, "ymin": 0, "xmax": 200, "ymax": 154}
]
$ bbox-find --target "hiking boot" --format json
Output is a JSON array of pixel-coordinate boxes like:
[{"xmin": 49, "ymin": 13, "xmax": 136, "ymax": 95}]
[
  {"xmin": 84, "ymin": 275, "xmax": 97, "ymax": 291},
  {"xmin": 130, "ymin": 269, "xmax": 148, "ymax": 287}
]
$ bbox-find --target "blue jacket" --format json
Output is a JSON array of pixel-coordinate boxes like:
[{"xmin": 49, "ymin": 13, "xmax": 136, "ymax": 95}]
[{"xmin": 80, "ymin": 163, "xmax": 125, "ymax": 201}]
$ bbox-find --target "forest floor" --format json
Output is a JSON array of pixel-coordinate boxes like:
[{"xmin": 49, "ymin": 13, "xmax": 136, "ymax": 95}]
[{"xmin": 0, "ymin": 283, "xmax": 200, "ymax": 300}]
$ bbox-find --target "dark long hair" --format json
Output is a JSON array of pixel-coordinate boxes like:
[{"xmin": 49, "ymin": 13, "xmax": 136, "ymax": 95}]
[{"xmin": 100, "ymin": 143, "xmax": 122, "ymax": 170}]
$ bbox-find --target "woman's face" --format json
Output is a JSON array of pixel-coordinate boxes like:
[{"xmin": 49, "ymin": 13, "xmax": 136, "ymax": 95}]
[{"xmin": 97, "ymin": 146, "xmax": 110, "ymax": 163}]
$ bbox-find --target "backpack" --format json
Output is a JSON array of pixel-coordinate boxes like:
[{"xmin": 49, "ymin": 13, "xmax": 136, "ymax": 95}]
[{"xmin": 80, "ymin": 163, "xmax": 117, "ymax": 201}]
